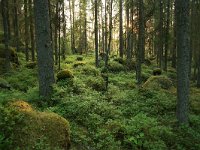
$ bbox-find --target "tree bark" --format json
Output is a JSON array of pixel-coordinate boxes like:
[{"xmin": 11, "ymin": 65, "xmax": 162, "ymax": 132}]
[
  {"xmin": 34, "ymin": 0, "xmax": 55, "ymax": 98},
  {"xmin": 176, "ymin": 0, "xmax": 190, "ymax": 124}
]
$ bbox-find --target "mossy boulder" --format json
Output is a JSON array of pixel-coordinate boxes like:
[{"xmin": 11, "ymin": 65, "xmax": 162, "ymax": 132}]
[
  {"xmin": 153, "ymin": 68, "xmax": 162, "ymax": 76},
  {"xmin": 144, "ymin": 59, "xmax": 152, "ymax": 66},
  {"xmin": 113, "ymin": 57, "xmax": 126, "ymax": 65},
  {"xmin": 87, "ymin": 77, "xmax": 106, "ymax": 91},
  {"xmin": 76, "ymin": 56, "xmax": 83, "ymax": 61},
  {"xmin": 143, "ymin": 76, "xmax": 174, "ymax": 91},
  {"xmin": 0, "ymin": 77, "xmax": 11, "ymax": 89},
  {"xmin": 81, "ymin": 65, "xmax": 100, "ymax": 76},
  {"xmin": 73, "ymin": 61, "xmax": 86, "ymax": 68},
  {"xmin": 6, "ymin": 101, "xmax": 71, "ymax": 149},
  {"xmin": 0, "ymin": 58, "xmax": 7, "ymax": 73},
  {"xmin": 108, "ymin": 61, "xmax": 125, "ymax": 72},
  {"xmin": 25, "ymin": 61, "xmax": 37, "ymax": 69},
  {"xmin": 0, "ymin": 44, "xmax": 19, "ymax": 65},
  {"xmin": 57, "ymin": 69, "xmax": 74, "ymax": 81}
]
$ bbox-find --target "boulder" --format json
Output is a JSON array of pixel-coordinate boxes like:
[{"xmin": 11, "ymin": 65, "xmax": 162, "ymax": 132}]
[
  {"xmin": 143, "ymin": 76, "xmax": 174, "ymax": 91},
  {"xmin": 7, "ymin": 101, "xmax": 71, "ymax": 149},
  {"xmin": 57, "ymin": 69, "xmax": 74, "ymax": 81}
]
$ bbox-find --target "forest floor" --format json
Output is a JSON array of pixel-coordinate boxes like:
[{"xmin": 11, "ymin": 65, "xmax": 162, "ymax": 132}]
[{"xmin": 0, "ymin": 53, "xmax": 200, "ymax": 150}]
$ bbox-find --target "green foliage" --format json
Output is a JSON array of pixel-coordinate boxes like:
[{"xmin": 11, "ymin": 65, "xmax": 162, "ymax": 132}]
[{"xmin": 0, "ymin": 78, "xmax": 11, "ymax": 89}]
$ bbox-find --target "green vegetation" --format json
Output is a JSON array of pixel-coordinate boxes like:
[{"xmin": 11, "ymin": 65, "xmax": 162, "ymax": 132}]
[{"xmin": 0, "ymin": 54, "xmax": 200, "ymax": 149}]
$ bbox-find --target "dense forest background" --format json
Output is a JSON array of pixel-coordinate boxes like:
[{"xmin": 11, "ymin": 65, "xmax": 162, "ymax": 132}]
[{"xmin": 0, "ymin": 0, "xmax": 200, "ymax": 149}]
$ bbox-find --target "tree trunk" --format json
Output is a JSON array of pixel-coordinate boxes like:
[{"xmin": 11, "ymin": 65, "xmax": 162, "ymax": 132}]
[
  {"xmin": 95, "ymin": 0, "xmax": 99, "ymax": 67},
  {"xmin": 13, "ymin": 0, "xmax": 20, "ymax": 52},
  {"xmin": 164, "ymin": 0, "xmax": 170, "ymax": 71},
  {"xmin": 1, "ymin": 0, "xmax": 11, "ymax": 71},
  {"xmin": 119, "ymin": 0, "xmax": 124, "ymax": 58},
  {"xmin": 24, "ymin": 0, "xmax": 29, "ymax": 61},
  {"xmin": 34, "ymin": 0, "xmax": 55, "ymax": 98},
  {"xmin": 176, "ymin": 0, "xmax": 190, "ymax": 125},
  {"xmin": 29, "ymin": 0, "xmax": 35, "ymax": 61}
]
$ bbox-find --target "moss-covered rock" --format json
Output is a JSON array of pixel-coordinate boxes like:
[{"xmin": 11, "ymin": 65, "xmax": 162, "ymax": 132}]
[
  {"xmin": 57, "ymin": 69, "xmax": 74, "ymax": 81},
  {"xmin": 143, "ymin": 76, "xmax": 174, "ymax": 91},
  {"xmin": 0, "ymin": 44, "xmax": 19, "ymax": 65},
  {"xmin": 76, "ymin": 56, "xmax": 83, "ymax": 61},
  {"xmin": 0, "ymin": 77, "xmax": 11, "ymax": 90},
  {"xmin": 87, "ymin": 77, "xmax": 106, "ymax": 91},
  {"xmin": 153, "ymin": 68, "xmax": 162, "ymax": 76},
  {"xmin": 73, "ymin": 61, "xmax": 86, "ymax": 68},
  {"xmin": 6, "ymin": 100, "xmax": 71, "ymax": 149},
  {"xmin": 113, "ymin": 57, "xmax": 126, "ymax": 65},
  {"xmin": 25, "ymin": 61, "xmax": 37, "ymax": 69},
  {"xmin": 108, "ymin": 61, "xmax": 125, "ymax": 72},
  {"xmin": 0, "ymin": 58, "xmax": 7, "ymax": 74},
  {"xmin": 81, "ymin": 65, "xmax": 100, "ymax": 76}
]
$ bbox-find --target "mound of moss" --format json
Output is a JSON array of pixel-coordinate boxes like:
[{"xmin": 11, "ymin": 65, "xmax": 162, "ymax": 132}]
[
  {"xmin": 81, "ymin": 65, "xmax": 100, "ymax": 76},
  {"xmin": 0, "ymin": 78, "xmax": 11, "ymax": 90},
  {"xmin": 57, "ymin": 69, "xmax": 74, "ymax": 81},
  {"xmin": 0, "ymin": 44, "xmax": 19, "ymax": 65},
  {"xmin": 113, "ymin": 57, "xmax": 126, "ymax": 65},
  {"xmin": 73, "ymin": 62, "xmax": 86, "ymax": 68},
  {"xmin": 87, "ymin": 77, "xmax": 106, "ymax": 91},
  {"xmin": 143, "ymin": 76, "xmax": 174, "ymax": 91},
  {"xmin": 7, "ymin": 101, "xmax": 71, "ymax": 149},
  {"xmin": 153, "ymin": 68, "xmax": 162, "ymax": 76},
  {"xmin": 76, "ymin": 56, "xmax": 83, "ymax": 61},
  {"xmin": 108, "ymin": 61, "xmax": 125, "ymax": 72}
]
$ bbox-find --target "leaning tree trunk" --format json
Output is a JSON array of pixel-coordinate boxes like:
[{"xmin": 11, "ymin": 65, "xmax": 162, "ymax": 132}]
[{"xmin": 34, "ymin": 0, "xmax": 55, "ymax": 99}]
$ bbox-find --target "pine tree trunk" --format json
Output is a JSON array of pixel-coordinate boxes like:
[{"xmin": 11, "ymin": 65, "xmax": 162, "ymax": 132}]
[
  {"xmin": 1, "ymin": 0, "xmax": 11, "ymax": 71},
  {"xmin": 95, "ymin": 0, "xmax": 99, "ymax": 67},
  {"xmin": 34, "ymin": 0, "xmax": 55, "ymax": 98},
  {"xmin": 29, "ymin": 0, "xmax": 35, "ymax": 61},
  {"xmin": 24, "ymin": 0, "xmax": 29, "ymax": 61},
  {"xmin": 176, "ymin": 0, "xmax": 190, "ymax": 124},
  {"xmin": 119, "ymin": 0, "xmax": 124, "ymax": 58}
]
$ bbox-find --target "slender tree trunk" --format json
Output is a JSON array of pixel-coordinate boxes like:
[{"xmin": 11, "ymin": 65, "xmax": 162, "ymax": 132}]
[
  {"xmin": 24, "ymin": 0, "xmax": 29, "ymax": 61},
  {"xmin": 62, "ymin": 1, "xmax": 66, "ymax": 60},
  {"xmin": 13, "ymin": 0, "xmax": 20, "ymax": 52},
  {"xmin": 164, "ymin": 0, "xmax": 170, "ymax": 71},
  {"xmin": 95, "ymin": 0, "xmax": 99, "ymax": 67},
  {"xmin": 119, "ymin": 0, "xmax": 124, "ymax": 58},
  {"xmin": 176, "ymin": 0, "xmax": 190, "ymax": 125},
  {"xmin": 34, "ymin": 0, "xmax": 55, "ymax": 99},
  {"xmin": 136, "ymin": 0, "xmax": 144, "ymax": 85},
  {"xmin": 54, "ymin": 2, "xmax": 58, "ymax": 65},
  {"xmin": 29, "ymin": 0, "xmax": 35, "ymax": 61},
  {"xmin": 1, "ymin": 0, "xmax": 11, "ymax": 71},
  {"xmin": 108, "ymin": 0, "xmax": 113, "ymax": 55},
  {"xmin": 105, "ymin": 0, "xmax": 108, "ymax": 66}
]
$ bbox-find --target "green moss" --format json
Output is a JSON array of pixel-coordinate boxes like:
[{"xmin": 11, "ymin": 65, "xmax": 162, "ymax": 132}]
[
  {"xmin": 25, "ymin": 61, "xmax": 37, "ymax": 69},
  {"xmin": 87, "ymin": 77, "xmax": 106, "ymax": 91},
  {"xmin": 0, "ymin": 78, "xmax": 11, "ymax": 90},
  {"xmin": 76, "ymin": 56, "xmax": 83, "ymax": 61},
  {"xmin": 143, "ymin": 76, "xmax": 174, "ymax": 91},
  {"xmin": 113, "ymin": 57, "xmax": 126, "ymax": 65},
  {"xmin": 73, "ymin": 61, "xmax": 86, "ymax": 68},
  {"xmin": 81, "ymin": 65, "xmax": 100, "ymax": 76},
  {"xmin": 108, "ymin": 61, "xmax": 125, "ymax": 72},
  {"xmin": 7, "ymin": 101, "xmax": 71, "ymax": 149},
  {"xmin": 0, "ymin": 44, "xmax": 19, "ymax": 65},
  {"xmin": 57, "ymin": 69, "xmax": 74, "ymax": 81},
  {"xmin": 153, "ymin": 68, "xmax": 162, "ymax": 76}
]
